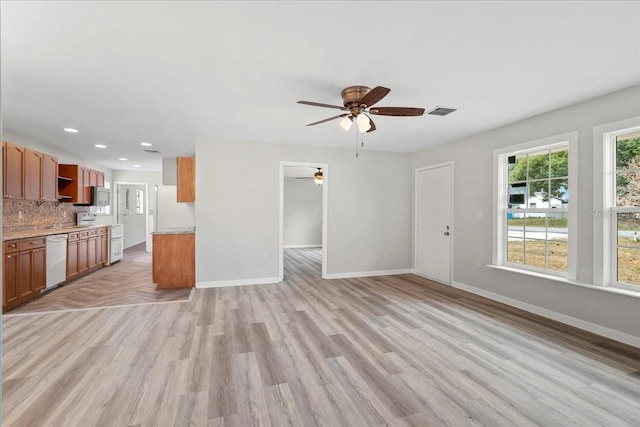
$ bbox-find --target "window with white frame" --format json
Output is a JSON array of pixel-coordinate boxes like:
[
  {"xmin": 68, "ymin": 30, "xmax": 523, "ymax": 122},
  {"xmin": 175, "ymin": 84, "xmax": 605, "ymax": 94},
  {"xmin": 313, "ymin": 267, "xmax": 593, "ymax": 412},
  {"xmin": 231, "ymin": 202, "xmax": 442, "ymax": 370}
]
[
  {"xmin": 494, "ymin": 132, "xmax": 577, "ymax": 278},
  {"xmin": 611, "ymin": 130, "xmax": 640, "ymax": 286}
]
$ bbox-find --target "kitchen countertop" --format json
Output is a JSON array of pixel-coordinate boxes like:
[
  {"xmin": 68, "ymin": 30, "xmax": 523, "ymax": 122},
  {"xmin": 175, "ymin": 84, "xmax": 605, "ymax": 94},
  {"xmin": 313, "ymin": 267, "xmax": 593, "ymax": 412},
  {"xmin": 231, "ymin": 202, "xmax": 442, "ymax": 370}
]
[
  {"xmin": 3, "ymin": 224, "xmax": 111, "ymax": 241},
  {"xmin": 152, "ymin": 227, "xmax": 195, "ymax": 235}
]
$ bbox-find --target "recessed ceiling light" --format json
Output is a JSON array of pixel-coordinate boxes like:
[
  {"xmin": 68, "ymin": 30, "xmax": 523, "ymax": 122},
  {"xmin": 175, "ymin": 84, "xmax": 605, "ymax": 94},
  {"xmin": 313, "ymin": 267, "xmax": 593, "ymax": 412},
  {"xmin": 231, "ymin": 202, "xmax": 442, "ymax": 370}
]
[
  {"xmin": 94, "ymin": 144, "xmax": 107, "ymax": 149},
  {"xmin": 64, "ymin": 128, "xmax": 79, "ymax": 133},
  {"xmin": 119, "ymin": 157, "xmax": 128, "ymax": 161},
  {"xmin": 140, "ymin": 142, "xmax": 152, "ymax": 147},
  {"xmin": 133, "ymin": 164, "xmax": 141, "ymax": 168}
]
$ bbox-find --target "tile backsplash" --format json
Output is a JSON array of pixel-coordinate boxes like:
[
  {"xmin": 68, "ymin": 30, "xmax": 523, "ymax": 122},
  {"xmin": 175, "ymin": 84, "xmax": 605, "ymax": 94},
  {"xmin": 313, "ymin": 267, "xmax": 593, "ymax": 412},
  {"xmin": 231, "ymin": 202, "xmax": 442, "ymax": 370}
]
[{"xmin": 3, "ymin": 200, "xmax": 88, "ymax": 232}]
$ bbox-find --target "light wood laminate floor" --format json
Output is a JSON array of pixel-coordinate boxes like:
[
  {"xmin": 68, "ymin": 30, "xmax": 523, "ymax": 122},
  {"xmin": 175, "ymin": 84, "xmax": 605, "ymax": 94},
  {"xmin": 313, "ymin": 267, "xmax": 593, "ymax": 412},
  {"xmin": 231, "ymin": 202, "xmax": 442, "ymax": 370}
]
[
  {"xmin": 7, "ymin": 243, "xmax": 192, "ymax": 314},
  {"xmin": 3, "ymin": 248, "xmax": 639, "ymax": 426}
]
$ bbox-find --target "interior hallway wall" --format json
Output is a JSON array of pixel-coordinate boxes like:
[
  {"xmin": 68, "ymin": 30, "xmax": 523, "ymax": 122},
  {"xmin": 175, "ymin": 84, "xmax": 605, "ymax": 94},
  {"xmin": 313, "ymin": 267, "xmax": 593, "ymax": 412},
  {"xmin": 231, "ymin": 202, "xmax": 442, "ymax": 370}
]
[{"xmin": 283, "ymin": 177, "xmax": 322, "ymax": 247}]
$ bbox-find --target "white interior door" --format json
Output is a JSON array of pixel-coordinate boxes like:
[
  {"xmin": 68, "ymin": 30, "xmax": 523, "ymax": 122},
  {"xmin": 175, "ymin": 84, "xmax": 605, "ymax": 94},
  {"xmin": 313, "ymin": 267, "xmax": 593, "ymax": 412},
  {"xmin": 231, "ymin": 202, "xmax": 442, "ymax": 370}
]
[
  {"xmin": 118, "ymin": 184, "xmax": 147, "ymax": 249},
  {"xmin": 416, "ymin": 164, "xmax": 452, "ymax": 284}
]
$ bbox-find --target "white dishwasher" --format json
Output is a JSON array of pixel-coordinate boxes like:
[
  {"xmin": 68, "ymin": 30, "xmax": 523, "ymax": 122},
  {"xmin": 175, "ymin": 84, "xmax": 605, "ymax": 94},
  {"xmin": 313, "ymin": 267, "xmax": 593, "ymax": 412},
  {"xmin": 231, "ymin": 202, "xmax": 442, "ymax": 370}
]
[{"xmin": 46, "ymin": 234, "xmax": 68, "ymax": 291}]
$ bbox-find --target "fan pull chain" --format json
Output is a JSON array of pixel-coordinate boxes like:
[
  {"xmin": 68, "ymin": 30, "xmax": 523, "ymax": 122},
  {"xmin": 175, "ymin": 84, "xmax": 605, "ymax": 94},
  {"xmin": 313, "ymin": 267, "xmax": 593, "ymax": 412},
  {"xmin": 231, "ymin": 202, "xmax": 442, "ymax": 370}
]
[{"xmin": 355, "ymin": 128, "xmax": 359, "ymax": 158}]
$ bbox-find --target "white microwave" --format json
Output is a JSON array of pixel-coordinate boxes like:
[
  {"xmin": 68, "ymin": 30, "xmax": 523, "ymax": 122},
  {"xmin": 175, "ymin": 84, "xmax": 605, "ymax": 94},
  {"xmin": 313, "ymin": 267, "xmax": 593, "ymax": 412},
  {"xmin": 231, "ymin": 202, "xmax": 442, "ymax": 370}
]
[{"xmin": 91, "ymin": 186, "xmax": 111, "ymax": 206}]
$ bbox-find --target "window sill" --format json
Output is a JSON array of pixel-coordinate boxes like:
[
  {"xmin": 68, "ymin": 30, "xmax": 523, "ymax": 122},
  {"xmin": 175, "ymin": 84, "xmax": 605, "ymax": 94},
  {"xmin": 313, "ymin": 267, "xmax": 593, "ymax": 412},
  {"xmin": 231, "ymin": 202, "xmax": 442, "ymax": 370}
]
[{"xmin": 487, "ymin": 264, "xmax": 640, "ymax": 299}]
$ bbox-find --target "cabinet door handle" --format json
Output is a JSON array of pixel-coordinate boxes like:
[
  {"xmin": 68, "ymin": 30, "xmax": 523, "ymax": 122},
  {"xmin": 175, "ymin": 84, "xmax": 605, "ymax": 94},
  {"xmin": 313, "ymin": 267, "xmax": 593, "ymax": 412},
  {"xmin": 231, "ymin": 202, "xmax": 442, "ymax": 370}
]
[{"xmin": 6, "ymin": 255, "xmax": 11, "ymax": 259}]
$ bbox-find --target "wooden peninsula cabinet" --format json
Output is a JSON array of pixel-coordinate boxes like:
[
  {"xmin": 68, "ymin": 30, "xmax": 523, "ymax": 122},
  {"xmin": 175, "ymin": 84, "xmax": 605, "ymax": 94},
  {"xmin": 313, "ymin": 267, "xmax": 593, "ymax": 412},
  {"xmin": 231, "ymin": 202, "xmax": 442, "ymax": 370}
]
[{"xmin": 152, "ymin": 230, "xmax": 195, "ymax": 289}]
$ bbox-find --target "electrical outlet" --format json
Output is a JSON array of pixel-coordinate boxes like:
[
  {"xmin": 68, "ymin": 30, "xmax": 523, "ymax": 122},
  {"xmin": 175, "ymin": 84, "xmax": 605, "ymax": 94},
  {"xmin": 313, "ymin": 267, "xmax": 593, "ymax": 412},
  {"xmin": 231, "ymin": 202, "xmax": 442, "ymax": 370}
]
[
  {"xmin": 263, "ymin": 252, "xmax": 268, "ymax": 261},
  {"xmin": 18, "ymin": 211, "xmax": 23, "ymax": 220},
  {"xmin": 476, "ymin": 258, "xmax": 482, "ymax": 268}
]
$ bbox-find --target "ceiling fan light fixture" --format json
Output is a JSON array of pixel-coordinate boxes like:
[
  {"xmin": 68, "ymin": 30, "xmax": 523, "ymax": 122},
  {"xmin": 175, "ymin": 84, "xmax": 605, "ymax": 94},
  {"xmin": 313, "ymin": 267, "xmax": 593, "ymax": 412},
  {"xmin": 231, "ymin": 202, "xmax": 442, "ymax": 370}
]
[
  {"xmin": 313, "ymin": 168, "xmax": 323, "ymax": 185},
  {"xmin": 356, "ymin": 113, "xmax": 371, "ymax": 133},
  {"xmin": 339, "ymin": 115, "xmax": 353, "ymax": 131}
]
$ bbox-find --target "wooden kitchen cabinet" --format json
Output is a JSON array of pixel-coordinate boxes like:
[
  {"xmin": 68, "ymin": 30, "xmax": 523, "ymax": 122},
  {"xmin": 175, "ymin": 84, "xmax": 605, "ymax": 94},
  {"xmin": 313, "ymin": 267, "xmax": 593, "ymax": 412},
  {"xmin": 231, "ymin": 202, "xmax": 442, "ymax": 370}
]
[
  {"xmin": 3, "ymin": 241, "xmax": 20, "ymax": 310},
  {"xmin": 2, "ymin": 237, "xmax": 46, "ymax": 312},
  {"xmin": 58, "ymin": 164, "xmax": 85, "ymax": 203},
  {"xmin": 66, "ymin": 227, "xmax": 109, "ymax": 281},
  {"xmin": 87, "ymin": 230, "xmax": 97, "ymax": 269},
  {"xmin": 3, "ymin": 141, "xmax": 25, "ymax": 200},
  {"xmin": 58, "ymin": 164, "xmax": 105, "ymax": 204},
  {"xmin": 82, "ymin": 167, "xmax": 91, "ymax": 204},
  {"xmin": 24, "ymin": 149, "xmax": 43, "ymax": 201},
  {"xmin": 3, "ymin": 142, "xmax": 58, "ymax": 202},
  {"xmin": 96, "ymin": 228, "xmax": 108, "ymax": 265},
  {"xmin": 177, "ymin": 157, "xmax": 195, "ymax": 202},
  {"xmin": 77, "ymin": 234, "xmax": 89, "ymax": 275},
  {"xmin": 67, "ymin": 233, "xmax": 79, "ymax": 280},
  {"xmin": 42, "ymin": 154, "xmax": 59, "ymax": 201},
  {"xmin": 24, "ymin": 149, "xmax": 59, "ymax": 202},
  {"xmin": 97, "ymin": 171, "xmax": 105, "ymax": 187},
  {"xmin": 152, "ymin": 233, "xmax": 195, "ymax": 288}
]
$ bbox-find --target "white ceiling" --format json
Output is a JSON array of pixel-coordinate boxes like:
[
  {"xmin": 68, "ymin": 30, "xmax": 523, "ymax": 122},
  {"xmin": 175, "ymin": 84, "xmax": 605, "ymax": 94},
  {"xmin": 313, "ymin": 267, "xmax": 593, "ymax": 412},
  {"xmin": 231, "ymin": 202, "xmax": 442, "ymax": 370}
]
[{"xmin": 2, "ymin": 1, "xmax": 639, "ymax": 172}]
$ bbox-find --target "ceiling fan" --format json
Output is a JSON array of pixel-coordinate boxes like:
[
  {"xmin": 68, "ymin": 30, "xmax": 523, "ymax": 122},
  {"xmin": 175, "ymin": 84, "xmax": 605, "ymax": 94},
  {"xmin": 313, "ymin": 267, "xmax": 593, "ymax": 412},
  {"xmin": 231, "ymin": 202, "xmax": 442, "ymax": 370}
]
[
  {"xmin": 298, "ymin": 85, "xmax": 425, "ymax": 133},
  {"xmin": 295, "ymin": 168, "xmax": 323, "ymax": 185}
]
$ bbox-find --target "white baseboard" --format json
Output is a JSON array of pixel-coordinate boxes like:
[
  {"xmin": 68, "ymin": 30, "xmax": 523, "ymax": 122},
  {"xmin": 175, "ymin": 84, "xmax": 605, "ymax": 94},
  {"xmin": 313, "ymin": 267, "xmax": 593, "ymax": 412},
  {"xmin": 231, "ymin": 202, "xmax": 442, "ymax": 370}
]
[
  {"xmin": 326, "ymin": 269, "xmax": 413, "ymax": 280},
  {"xmin": 452, "ymin": 280, "xmax": 640, "ymax": 348},
  {"xmin": 196, "ymin": 277, "xmax": 281, "ymax": 289},
  {"xmin": 284, "ymin": 244, "xmax": 322, "ymax": 248}
]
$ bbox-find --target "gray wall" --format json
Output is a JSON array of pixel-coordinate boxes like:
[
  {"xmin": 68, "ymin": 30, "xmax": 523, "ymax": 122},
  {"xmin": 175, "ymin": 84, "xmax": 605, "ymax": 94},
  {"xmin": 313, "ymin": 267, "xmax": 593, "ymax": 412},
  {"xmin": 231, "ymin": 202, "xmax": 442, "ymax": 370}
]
[
  {"xmin": 283, "ymin": 177, "xmax": 322, "ymax": 247},
  {"xmin": 156, "ymin": 185, "xmax": 195, "ymax": 230},
  {"xmin": 195, "ymin": 139, "xmax": 412, "ymax": 283},
  {"xmin": 412, "ymin": 85, "xmax": 640, "ymax": 342}
]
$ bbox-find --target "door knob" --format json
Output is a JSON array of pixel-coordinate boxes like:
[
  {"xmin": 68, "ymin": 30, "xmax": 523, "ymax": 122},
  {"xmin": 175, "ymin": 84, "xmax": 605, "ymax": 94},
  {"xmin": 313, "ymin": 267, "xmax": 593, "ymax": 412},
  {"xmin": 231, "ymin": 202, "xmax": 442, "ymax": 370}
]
[{"xmin": 444, "ymin": 231, "xmax": 450, "ymax": 236}]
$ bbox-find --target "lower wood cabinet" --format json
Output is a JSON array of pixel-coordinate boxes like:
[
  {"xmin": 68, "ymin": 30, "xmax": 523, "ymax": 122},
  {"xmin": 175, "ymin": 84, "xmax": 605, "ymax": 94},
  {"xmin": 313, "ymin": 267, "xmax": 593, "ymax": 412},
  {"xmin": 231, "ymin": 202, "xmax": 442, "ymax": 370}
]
[
  {"xmin": 3, "ymin": 237, "xmax": 46, "ymax": 312},
  {"xmin": 66, "ymin": 227, "xmax": 109, "ymax": 281},
  {"xmin": 152, "ymin": 233, "xmax": 195, "ymax": 289},
  {"xmin": 2, "ymin": 227, "xmax": 111, "ymax": 313}
]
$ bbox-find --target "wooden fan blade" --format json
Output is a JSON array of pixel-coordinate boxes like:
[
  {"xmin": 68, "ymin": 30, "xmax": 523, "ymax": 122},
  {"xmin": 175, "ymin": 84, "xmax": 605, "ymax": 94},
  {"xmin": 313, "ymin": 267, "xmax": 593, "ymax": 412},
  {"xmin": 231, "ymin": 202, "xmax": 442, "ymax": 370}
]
[
  {"xmin": 369, "ymin": 107, "xmax": 425, "ymax": 116},
  {"xmin": 306, "ymin": 113, "xmax": 349, "ymax": 126},
  {"xmin": 367, "ymin": 117, "xmax": 377, "ymax": 133},
  {"xmin": 358, "ymin": 86, "xmax": 390, "ymax": 107},
  {"xmin": 298, "ymin": 100, "xmax": 347, "ymax": 110}
]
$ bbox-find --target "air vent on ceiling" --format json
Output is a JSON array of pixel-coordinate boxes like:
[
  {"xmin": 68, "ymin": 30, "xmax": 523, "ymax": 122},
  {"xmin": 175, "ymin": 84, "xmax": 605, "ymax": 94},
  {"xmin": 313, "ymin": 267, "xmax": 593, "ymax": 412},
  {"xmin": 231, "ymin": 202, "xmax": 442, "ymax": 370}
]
[
  {"xmin": 428, "ymin": 106, "xmax": 457, "ymax": 116},
  {"xmin": 144, "ymin": 149, "xmax": 161, "ymax": 154}
]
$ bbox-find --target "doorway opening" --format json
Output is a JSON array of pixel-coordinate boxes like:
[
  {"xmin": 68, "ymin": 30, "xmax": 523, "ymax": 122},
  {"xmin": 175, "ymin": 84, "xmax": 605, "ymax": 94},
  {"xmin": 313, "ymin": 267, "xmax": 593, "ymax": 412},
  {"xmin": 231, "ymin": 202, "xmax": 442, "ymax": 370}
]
[
  {"xmin": 114, "ymin": 181, "xmax": 151, "ymax": 252},
  {"xmin": 279, "ymin": 161, "xmax": 328, "ymax": 281}
]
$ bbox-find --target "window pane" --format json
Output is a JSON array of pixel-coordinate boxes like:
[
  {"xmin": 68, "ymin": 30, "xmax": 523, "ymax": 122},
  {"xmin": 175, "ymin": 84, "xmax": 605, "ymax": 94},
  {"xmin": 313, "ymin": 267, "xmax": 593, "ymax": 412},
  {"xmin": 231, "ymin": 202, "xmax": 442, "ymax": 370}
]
[
  {"xmin": 617, "ymin": 213, "xmax": 640, "ymax": 248},
  {"xmin": 547, "ymin": 240, "xmax": 568, "ymax": 273},
  {"xmin": 616, "ymin": 137, "xmax": 640, "ymax": 171},
  {"xmin": 508, "ymin": 183, "xmax": 527, "ymax": 208},
  {"xmin": 528, "ymin": 180, "xmax": 549, "ymax": 208},
  {"xmin": 548, "ymin": 212, "xmax": 568, "ymax": 234},
  {"xmin": 524, "ymin": 239, "xmax": 546, "ymax": 269},
  {"xmin": 523, "ymin": 213, "xmax": 546, "ymax": 269},
  {"xmin": 617, "ymin": 248, "xmax": 640, "ymax": 285},
  {"xmin": 507, "ymin": 238, "xmax": 524, "ymax": 264},
  {"xmin": 549, "ymin": 178, "xmax": 569, "ymax": 207},
  {"xmin": 527, "ymin": 150, "xmax": 550, "ymax": 180},
  {"xmin": 550, "ymin": 147, "xmax": 569, "ymax": 178},
  {"xmin": 508, "ymin": 153, "xmax": 527, "ymax": 183},
  {"xmin": 616, "ymin": 171, "xmax": 640, "ymax": 207},
  {"xmin": 507, "ymin": 214, "xmax": 525, "ymax": 239}
]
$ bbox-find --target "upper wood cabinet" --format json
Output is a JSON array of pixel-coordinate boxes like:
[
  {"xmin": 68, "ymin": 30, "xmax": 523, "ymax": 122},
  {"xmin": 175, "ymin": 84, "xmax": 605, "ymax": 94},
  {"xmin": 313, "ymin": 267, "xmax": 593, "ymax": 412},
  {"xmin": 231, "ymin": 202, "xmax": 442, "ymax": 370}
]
[
  {"xmin": 24, "ymin": 149, "xmax": 43, "ymax": 201},
  {"xmin": 177, "ymin": 157, "xmax": 195, "ymax": 202},
  {"xmin": 3, "ymin": 141, "xmax": 25, "ymax": 200},
  {"xmin": 58, "ymin": 164, "xmax": 104, "ymax": 204},
  {"xmin": 42, "ymin": 154, "xmax": 58, "ymax": 201},
  {"xmin": 3, "ymin": 142, "xmax": 58, "ymax": 202}
]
